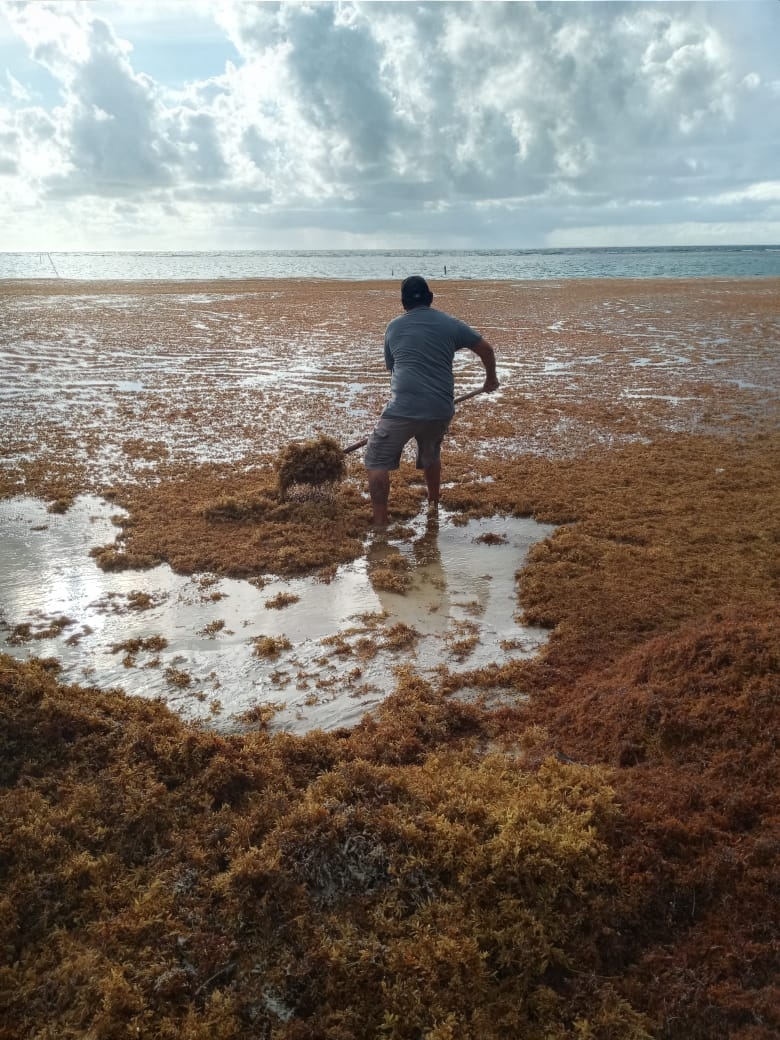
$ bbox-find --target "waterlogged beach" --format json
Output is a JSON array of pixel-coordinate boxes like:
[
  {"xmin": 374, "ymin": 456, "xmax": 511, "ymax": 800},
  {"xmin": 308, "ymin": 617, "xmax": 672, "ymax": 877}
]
[
  {"xmin": 2, "ymin": 276, "xmax": 777, "ymax": 511},
  {"xmin": 1, "ymin": 276, "xmax": 779, "ymax": 1038}
]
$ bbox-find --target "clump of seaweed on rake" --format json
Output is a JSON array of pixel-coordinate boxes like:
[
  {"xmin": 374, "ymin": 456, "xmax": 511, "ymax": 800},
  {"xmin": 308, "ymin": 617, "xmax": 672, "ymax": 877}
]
[{"xmin": 275, "ymin": 435, "xmax": 346, "ymax": 499}]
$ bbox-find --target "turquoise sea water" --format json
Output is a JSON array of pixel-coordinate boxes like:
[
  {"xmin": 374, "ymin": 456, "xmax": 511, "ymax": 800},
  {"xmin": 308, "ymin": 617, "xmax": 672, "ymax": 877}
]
[{"xmin": 1, "ymin": 245, "xmax": 779, "ymax": 281}]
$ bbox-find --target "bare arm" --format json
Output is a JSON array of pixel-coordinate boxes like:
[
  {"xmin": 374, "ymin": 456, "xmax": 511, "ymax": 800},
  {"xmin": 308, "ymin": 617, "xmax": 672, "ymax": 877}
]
[{"xmin": 469, "ymin": 337, "xmax": 499, "ymax": 392}]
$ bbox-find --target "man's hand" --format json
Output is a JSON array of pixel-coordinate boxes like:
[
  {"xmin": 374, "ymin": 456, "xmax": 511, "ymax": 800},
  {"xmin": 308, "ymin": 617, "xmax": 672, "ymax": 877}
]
[{"xmin": 470, "ymin": 338, "xmax": 499, "ymax": 392}]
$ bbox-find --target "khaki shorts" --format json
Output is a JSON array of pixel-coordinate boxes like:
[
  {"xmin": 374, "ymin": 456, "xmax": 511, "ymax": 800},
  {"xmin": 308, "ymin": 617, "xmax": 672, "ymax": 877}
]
[{"xmin": 364, "ymin": 415, "xmax": 451, "ymax": 471}]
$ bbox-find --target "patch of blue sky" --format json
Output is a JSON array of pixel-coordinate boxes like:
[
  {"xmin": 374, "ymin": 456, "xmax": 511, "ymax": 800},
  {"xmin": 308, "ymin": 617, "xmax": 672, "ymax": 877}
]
[
  {"xmin": 1, "ymin": 49, "xmax": 62, "ymax": 107},
  {"xmin": 126, "ymin": 38, "xmax": 240, "ymax": 88}
]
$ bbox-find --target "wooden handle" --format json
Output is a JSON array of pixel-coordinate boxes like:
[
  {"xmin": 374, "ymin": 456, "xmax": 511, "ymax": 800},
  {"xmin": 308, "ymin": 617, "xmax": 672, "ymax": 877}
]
[
  {"xmin": 453, "ymin": 387, "xmax": 487, "ymax": 405},
  {"xmin": 343, "ymin": 437, "xmax": 370, "ymax": 454},
  {"xmin": 342, "ymin": 387, "xmax": 487, "ymax": 455}
]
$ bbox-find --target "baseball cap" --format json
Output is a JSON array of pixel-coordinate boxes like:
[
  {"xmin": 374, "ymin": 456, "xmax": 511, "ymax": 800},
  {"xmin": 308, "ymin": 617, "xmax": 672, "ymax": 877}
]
[{"xmin": 401, "ymin": 275, "xmax": 433, "ymax": 308}]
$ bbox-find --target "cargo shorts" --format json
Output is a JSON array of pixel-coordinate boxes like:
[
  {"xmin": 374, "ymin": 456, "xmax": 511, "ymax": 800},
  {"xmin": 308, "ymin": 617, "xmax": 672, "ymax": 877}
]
[{"xmin": 364, "ymin": 415, "xmax": 451, "ymax": 471}]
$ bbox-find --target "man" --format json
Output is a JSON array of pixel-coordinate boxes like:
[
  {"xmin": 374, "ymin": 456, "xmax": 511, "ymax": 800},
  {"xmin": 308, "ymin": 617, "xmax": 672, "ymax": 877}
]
[{"xmin": 365, "ymin": 275, "xmax": 499, "ymax": 526}]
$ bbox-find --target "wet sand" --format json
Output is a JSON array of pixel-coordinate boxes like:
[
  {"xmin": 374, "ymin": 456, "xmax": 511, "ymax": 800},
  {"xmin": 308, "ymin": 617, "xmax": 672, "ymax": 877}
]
[
  {"xmin": 1, "ymin": 278, "xmax": 777, "ymax": 506},
  {"xmin": 1, "ymin": 277, "xmax": 779, "ymax": 1038}
]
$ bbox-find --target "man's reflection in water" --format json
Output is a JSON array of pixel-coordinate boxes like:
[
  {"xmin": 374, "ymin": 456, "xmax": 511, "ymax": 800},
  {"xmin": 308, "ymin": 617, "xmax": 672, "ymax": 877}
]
[{"xmin": 367, "ymin": 511, "xmax": 451, "ymax": 634}]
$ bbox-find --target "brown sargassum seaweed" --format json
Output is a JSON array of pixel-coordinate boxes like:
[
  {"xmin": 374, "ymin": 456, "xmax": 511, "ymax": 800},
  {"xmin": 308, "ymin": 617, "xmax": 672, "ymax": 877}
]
[
  {"xmin": 2, "ymin": 430, "xmax": 778, "ymax": 1039},
  {"xmin": 1, "ymin": 279, "xmax": 779, "ymax": 1038},
  {"xmin": 276, "ymin": 435, "xmax": 347, "ymax": 498}
]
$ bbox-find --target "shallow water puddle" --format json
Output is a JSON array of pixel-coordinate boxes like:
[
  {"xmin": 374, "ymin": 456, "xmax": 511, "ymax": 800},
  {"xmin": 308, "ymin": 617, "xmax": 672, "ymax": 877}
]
[{"xmin": 0, "ymin": 496, "xmax": 555, "ymax": 733}]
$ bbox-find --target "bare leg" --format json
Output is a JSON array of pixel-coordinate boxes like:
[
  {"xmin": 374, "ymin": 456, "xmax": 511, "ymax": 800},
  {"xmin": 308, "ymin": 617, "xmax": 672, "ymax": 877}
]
[
  {"xmin": 367, "ymin": 468, "xmax": 390, "ymax": 526},
  {"xmin": 424, "ymin": 460, "xmax": 441, "ymax": 511}
]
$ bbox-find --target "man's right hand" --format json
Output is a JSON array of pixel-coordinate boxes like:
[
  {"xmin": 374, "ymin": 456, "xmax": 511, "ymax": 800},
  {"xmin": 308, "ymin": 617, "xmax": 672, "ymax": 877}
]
[{"xmin": 471, "ymin": 338, "xmax": 499, "ymax": 393}]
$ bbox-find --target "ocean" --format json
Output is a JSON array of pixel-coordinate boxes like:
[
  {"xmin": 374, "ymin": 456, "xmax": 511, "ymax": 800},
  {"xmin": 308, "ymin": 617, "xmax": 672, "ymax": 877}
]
[{"xmin": 1, "ymin": 245, "xmax": 779, "ymax": 282}]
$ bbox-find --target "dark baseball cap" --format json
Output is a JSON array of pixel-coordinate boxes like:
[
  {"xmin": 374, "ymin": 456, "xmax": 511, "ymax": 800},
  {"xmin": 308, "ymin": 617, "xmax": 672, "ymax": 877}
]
[{"xmin": 401, "ymin": 275, "xmax": 433, "ymax": 308}]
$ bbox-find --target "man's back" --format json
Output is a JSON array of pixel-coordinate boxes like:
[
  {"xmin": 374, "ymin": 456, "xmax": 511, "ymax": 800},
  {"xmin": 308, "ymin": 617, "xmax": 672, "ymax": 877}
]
[{"xmin": 383, "ymin": 306, "xmax": 481, "ymax": 420}]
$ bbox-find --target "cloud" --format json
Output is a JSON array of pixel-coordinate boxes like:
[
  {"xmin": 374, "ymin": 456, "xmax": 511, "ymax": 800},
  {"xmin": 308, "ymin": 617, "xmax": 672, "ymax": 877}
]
[
  {"xmin": 165, "ymin": 108, "xmax": 227, "ymax": 183},
  {"xmin": 0, "ymin": 0, "xmax": 778, "ymax": 248},
  {"xmin": 548, "ymin": 220, "xmax": 780, "ymax": 248},
  {"xmin": 197, "ymin": 0, "xmax": 780, "ymax": 228},
  {"xmin": 713, "ymin": 181, "xmax": 780, "ymax": 205},
  {"xmin": 3, "ymin": 3, "xmax": 170, "ymax": 192}
]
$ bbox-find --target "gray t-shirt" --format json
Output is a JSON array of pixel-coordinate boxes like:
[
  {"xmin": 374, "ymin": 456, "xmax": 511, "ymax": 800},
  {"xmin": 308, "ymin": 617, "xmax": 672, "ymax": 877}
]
[{"xmin": 382, "ymin": 306, "xmax": 482, "ymax": 420}]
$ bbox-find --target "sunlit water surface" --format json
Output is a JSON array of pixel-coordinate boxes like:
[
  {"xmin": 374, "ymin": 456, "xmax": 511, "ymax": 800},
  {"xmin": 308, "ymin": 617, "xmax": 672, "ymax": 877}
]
[{"xmin": 0, "ymin": 496, "xmax": 555, "ymax": 733}]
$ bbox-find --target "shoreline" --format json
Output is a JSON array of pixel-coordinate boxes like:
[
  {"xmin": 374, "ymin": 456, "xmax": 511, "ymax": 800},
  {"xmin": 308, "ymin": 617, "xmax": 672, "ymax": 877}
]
[
  {"xmin": 2, "ymin": 242, "xmax": 778, "ymax": 283},
  {"xmin": 3, "ymin": 272, "xmax": 780, "ymax": 291}
]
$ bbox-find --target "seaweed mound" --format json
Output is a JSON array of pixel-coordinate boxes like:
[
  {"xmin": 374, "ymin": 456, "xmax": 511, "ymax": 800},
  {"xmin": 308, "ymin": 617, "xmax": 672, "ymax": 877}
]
[
  {"xmin": 1, "ymin": 655, "xmax": 654, "ymax": 1040},
  {"xmin": 276, "ymin": 435, "xmax": 346, "ymax": 498}
]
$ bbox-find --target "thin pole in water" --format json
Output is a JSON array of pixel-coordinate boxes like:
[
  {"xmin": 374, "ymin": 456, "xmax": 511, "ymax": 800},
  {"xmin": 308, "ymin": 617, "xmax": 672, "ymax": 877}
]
[{"xmin": 47, "ymin": 253, "xmax": 60, "ymax": 277}]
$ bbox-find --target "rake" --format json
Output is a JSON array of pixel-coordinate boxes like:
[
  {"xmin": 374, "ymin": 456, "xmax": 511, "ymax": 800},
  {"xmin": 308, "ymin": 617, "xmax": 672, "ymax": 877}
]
[{"xmin": 276, "ymin": 387, "xmax": 487, "ymax": 497}]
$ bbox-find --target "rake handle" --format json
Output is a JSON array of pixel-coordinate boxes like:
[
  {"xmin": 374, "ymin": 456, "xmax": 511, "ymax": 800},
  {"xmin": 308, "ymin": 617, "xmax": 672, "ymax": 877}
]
[{"xmin": 342, "ymin": 387, "xmax": 487, "ymax": 455}]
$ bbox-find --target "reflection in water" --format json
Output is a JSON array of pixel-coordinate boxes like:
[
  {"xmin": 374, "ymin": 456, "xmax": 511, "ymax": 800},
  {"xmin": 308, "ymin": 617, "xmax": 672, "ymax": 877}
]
[
  {"xmin": 410, "ymin": 514, "xmax": 452, "ymax": 622},
  {"xmin": 0, "ymin": 496, "xmax": 555, "ymax": 734},
  {"xmin": 367, "ymin": 513, "xmax": 452, "ymax": 634}
]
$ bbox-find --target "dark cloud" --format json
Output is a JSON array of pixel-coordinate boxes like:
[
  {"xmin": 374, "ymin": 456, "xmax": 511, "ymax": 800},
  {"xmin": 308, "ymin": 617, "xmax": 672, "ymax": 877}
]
[
  {"xmin": 222, "ymin": 0, "xmax": 779, "ymax": 222},
  {"xmin": 31, "ymin": 15, "xmax": 174, "ymax": 193},
  {"xmin": 166, "ymin": 109, "xmax": 228, "ymax": 182},
  {"xmin": 280, "ymin": 4, "xmax": 396, "ymax": 169}
]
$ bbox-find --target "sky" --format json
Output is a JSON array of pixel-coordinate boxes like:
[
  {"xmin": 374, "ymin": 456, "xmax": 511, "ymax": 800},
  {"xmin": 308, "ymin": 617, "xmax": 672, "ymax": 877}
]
[{"xmin": 0, "ymin": 0, "xmax": 778, "ymax": 252}]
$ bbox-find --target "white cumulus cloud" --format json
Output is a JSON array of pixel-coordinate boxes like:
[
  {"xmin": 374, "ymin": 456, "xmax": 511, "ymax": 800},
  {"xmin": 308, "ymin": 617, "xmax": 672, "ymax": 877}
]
[{"xmin": 0, "ymin": 0, "xmax": 777, "ymax": 249}]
